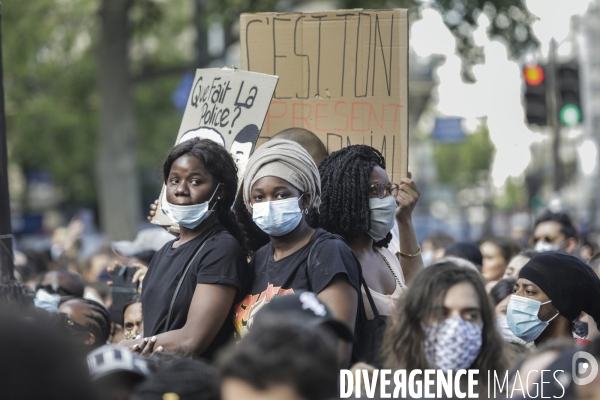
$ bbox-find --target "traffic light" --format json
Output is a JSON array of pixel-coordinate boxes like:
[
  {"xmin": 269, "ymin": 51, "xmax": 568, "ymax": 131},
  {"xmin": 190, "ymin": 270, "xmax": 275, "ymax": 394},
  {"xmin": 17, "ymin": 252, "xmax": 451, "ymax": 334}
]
[
  {"xmin": 523, "ymin": 64, "xmax": 547, "ymax": 126},
  {"xmin": 557, "ymin": 60, "xmax": 582, "ymax": 126}
]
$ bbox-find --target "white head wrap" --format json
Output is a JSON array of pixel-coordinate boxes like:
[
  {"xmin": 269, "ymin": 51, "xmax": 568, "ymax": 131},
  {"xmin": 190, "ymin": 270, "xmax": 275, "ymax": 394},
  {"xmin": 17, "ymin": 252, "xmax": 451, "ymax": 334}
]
[{"xmin": 242, "ymin": 139, "xmax": 321, "ymax": 212}]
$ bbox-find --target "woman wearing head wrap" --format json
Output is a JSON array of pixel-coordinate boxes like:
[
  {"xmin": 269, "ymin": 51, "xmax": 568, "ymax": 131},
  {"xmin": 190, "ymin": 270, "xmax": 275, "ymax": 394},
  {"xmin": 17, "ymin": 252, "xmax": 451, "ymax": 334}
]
[
  {"xmin": 507, "ymin": 252, "xmax": 600, "ymax": 346},
  {"xmin": 233, "ymin": 139, "xmax": 360, "ymax": 365}
]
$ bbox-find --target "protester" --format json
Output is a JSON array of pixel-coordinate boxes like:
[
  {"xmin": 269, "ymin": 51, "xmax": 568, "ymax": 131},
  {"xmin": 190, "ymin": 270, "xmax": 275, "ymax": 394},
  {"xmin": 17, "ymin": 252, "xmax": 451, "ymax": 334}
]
[
  {"xmin": 81, "ymin": 251, "xmax": 113, "ymax": 283},
  {"xmin": 491, "ymin": 278, "xmax": 516, "ymax": 321},
  {"xmin": 123, "ymin": 294, "xmax": 143, "ymax": 340},
  {"xmin": 489, "ymin": 278, "xmax": 526, "ymax": 347},
  {"xmin": 37, "ymin": 269, "xmax": 85, "ymax": 297},
  {"xmin": 307, "ymin": 145, "xmax": 423, "ymax": 319},
  {"xmin": 382, "ymin": 261, "xmax": 508, "ymax": 396},
  {"xmin": 13, "ymin": 249, "xmax": 50, "ymax": 291},
  {"xmin": 233, "ymin": 138, "xmax": 359, "ymax": 364},
  {"xmin": 531, "ymin": 210, "xmax": 578, "ymax": 253},
  {"xmin": 58, "ymin": 297, "xmax": 111, "ymax": 349},
  {"xmin": 479, "ymin": 236, "xmax": 522, "ymax": 282},
  {"xmin": 0, "ymin": 312, "xmax": 95, "ymax": 400},
  {"xmin": 443, "ymin": 241, "xmax": 483, "ymax": 270},
  {"xmin": 218, "ymin": 315, "xmax": 338, "ymax": 400},
  {"xmin": 88, "ymin": 344, "xmax": 151, "ymax": 400},
  {"xmin": 123, "ymin": 137, "xmax": 247, "ymax": 360},
  {"xmin": 421, "ymin": 231, "xmax": 455, "ymax": 265},
  {"xmin": 507, "ymin": 252, "xmax": 600, "ymax": 346},
  {"xmin": 502, "ymin": 249, "xmax": 537, "ymax": 279},
  {"xmin": 34, "ymin": 270, "xmax": 85, "ymax": 312}
]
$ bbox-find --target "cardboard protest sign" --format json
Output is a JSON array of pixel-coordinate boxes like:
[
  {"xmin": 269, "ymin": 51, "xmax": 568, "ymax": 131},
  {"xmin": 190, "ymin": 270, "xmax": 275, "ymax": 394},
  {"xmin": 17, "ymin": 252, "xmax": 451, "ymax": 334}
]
[
  {"xmin": 151, "ymin": 67, "xmax": 279, "ymax": 227},
  {"xmin": 240, "ymin": 9, "xmax": 409, "ymax": 184}
]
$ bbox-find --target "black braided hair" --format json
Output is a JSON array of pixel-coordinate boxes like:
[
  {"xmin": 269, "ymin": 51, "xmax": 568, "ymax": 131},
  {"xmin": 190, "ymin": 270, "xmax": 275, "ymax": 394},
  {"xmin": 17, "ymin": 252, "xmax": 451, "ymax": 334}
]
[
  {"xmin": 307, "ymin": 145, "xmax": 392, "ymax": 247},
  {"xmin": 233, "ymin": 184, "xmax": 270, "ymax": 255},
  {"xmin": 77, "ymin": 298, "xmax": 111, "ymax": 347},
  {"xmin": 163, "ymin": 137, "xmax": 245, "ymax": 250}
]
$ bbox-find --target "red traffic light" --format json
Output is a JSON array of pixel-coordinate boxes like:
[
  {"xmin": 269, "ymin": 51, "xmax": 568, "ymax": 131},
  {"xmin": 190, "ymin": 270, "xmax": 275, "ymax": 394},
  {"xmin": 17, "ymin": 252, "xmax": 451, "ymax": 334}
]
[{"xmin": 524, "ymin": 65, "xmax": 544, "ymax": 86}]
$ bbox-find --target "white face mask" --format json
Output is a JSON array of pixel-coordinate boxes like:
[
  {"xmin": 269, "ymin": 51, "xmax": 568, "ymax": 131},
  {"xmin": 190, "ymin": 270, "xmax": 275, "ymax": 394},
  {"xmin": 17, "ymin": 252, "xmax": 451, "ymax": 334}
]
[
  {"xmin": 368, "ymin": 196, "xmax": 397, "ymax": 242},
  {"xmin": 162, "ymin": 184, "xmax": 221, "ymax": 229},
  {"xmin": 534, "ymin": 241, "xmax": 560, "ymax": 252},
  {"xmin": 252, "ymin": 196, "xmax": 304, "ymax": 237},
  {"xmin": 34, "ymin": 289, "xmax": 61, "ymax": 313},
  {"xmin": 496, "ymin": 315, "xmax": 517, "ymax": 341}
]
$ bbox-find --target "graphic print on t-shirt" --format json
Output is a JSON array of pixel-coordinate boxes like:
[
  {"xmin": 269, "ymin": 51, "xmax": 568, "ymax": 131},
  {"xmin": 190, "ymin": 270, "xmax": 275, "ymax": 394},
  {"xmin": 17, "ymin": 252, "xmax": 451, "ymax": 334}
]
[{"xmin": 233, "ymin": 284, "xmax": 295, "ymax": 337}]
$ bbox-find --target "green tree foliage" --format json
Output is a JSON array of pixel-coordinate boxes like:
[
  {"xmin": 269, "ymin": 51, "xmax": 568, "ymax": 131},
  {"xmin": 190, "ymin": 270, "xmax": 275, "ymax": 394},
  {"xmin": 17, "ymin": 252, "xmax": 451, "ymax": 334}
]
[
  {"xmin": 433, "ymin": 126, "xmax": 495, "ymax": 188},
  {"xmin": 5, "ymin": 0, "xmax": 98, "ymax": 205}
]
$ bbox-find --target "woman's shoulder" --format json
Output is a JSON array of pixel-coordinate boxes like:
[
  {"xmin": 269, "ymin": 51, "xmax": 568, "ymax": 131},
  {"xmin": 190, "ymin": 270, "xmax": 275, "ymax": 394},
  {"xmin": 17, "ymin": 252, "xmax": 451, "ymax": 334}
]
[
  {"xmin": 206, "ymin": 226, "xmax": 246, "ymax": 255},
  {"xmin": 312, "ymin": 229, "xmax": 353, "ymax": 253}
]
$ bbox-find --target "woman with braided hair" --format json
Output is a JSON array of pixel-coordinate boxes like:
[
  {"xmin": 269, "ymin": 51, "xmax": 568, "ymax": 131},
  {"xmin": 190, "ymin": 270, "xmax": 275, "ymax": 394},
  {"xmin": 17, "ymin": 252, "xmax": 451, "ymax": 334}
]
[{"xmin": 307, "ymin": 145, "xmax": 423, "ymax": 319}]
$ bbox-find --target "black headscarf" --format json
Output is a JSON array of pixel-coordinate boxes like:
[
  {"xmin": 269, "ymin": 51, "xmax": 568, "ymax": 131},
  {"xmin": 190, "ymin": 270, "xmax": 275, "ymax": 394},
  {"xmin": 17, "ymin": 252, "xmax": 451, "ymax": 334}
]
[{"xmin": 519, "ymin": 252, "xmax": 600, "ymax": 328}]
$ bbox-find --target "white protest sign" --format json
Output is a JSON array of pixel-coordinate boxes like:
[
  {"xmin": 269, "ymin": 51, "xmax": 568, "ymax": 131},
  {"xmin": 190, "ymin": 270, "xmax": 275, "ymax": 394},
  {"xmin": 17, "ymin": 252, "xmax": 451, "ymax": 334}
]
[{"xmin": 151, "ymin": 67, "xmax": 279, "ymax": 227}]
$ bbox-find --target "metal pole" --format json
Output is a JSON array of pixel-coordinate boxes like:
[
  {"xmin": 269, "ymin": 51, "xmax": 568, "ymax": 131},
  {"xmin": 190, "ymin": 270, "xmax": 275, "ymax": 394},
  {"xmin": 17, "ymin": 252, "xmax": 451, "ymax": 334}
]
[
  {"xmin": 548, "ymin": 39, "xmax": 563, "ymax": 193},
  {"xmin": 0, "ymin": 2, "xmax": 14, "ymax": 282}
]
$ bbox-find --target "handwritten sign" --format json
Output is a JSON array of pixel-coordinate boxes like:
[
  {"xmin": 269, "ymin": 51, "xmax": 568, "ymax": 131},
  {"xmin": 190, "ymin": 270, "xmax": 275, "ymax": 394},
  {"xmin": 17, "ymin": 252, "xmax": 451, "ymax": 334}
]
[
  {"xmin": 152, "ymin": 67, "xmax": 279, "ymax": 227},
  {"xmin": 240, "ymin": 9, "xmax": 409, "ymax": 183}
]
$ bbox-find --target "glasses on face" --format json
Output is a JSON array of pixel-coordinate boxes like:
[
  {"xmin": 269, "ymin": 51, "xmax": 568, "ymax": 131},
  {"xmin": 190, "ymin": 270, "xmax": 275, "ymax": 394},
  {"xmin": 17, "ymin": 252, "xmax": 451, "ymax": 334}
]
[
  {"xmin": 36, "ymin": 283, "xmax": 75, "ymax": 297},
  {"xmin": 369, "ymin": 183, "xmax": 399, "ymax": 199}
]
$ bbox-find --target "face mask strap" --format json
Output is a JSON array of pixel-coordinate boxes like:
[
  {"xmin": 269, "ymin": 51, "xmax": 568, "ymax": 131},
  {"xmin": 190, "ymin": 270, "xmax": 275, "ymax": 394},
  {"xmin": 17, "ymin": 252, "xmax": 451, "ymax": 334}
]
[
  {"xmin": 298, "ymin": 193, "xmax": 310, "ymax": 214},
  {"xmin": 540, "ymin": 299, "xmax": 560, "ymax": 323},
  {"xmin": 547, "ymin": 312, "xmax": 560, "ymax": 323}
]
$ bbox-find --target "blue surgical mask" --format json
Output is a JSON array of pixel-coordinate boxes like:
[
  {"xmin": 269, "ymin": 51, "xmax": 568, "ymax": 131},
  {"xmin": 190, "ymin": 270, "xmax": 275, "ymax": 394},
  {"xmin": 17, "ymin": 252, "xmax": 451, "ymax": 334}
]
[
  {"xmin": 368, "ymin": 196, "xmax": 397, "ymax": 242},
  {"xmin": 252, "ymin": 196, "xmax": 303, "ymax": 236},
  {"xmin": 507, "ymin": 295, "xmax": 559, "ymax": 342},
  {"xmin": 162, "ymin": 184, "xmax": 221, "ymax": 229},
  {"xmin": 34, "ymin": 289, "xmax": 61, "ymax": 313}
]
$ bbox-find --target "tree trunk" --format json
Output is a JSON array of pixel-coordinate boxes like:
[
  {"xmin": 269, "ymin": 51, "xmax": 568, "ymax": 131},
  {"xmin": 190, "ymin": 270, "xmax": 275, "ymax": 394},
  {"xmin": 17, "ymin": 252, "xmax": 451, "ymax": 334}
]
[
  {"xmin": 96, "ymin": 0, "xmax": 140, "ymax": 240},
  {"xmin": 0, "ymin": 4, "xmax": 14, "ymax": 282}
]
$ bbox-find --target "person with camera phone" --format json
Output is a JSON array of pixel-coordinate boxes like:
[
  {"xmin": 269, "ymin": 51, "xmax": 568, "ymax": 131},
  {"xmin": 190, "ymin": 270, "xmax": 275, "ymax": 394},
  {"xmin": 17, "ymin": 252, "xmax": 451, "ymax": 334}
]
[{"xmin": 120, "ymin": 137, "xmax": 247, "ymax": 360}]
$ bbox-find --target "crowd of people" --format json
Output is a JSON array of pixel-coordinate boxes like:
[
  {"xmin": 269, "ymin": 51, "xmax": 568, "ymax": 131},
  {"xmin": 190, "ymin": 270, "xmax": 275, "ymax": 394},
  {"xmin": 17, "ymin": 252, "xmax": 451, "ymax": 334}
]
[{"xmin": 2, "ymin": 127, "xmax": 600, "ymax": 399}]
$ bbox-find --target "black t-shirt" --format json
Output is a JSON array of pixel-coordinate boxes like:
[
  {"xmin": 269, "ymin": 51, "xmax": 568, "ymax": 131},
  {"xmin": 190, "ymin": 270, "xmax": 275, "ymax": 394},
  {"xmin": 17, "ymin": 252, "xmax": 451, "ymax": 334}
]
[
  {"xmin": 142, "ymin": 223, "xmax": 247, "ymax": 360},
  {"xmin": 233, "ymin": 229, "xmax": 360, "ymax": 337}
]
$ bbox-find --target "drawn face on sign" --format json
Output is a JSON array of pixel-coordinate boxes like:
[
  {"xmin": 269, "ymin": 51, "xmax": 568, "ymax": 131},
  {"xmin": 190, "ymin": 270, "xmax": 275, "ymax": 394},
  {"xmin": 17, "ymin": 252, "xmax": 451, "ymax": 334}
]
[
  {"xmin": 178, "ymin": 127, "xmax": 225, "ymax": 146},
  {"xmin": 230, "ymin": 124, "xmax": 259, "ymax": 181}
]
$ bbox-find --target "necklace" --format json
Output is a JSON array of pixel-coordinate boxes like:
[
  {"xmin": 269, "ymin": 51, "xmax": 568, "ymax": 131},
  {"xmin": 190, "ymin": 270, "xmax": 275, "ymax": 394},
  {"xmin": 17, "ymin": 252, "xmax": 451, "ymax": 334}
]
[{"xmin": 374, "ymin": 247, "xmax": 406, "ymax": 289}]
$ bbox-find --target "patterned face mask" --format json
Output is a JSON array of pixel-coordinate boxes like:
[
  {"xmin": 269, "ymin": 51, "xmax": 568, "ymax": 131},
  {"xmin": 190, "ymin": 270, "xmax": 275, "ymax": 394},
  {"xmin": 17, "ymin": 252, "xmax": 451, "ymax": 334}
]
[
  {"xmin": 424, "ymin": 316, "xmax": 482, "ymax": 371},
  {"xmin": 123, "ymin": 330, "xmax": 140, "ymax": 340}
]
